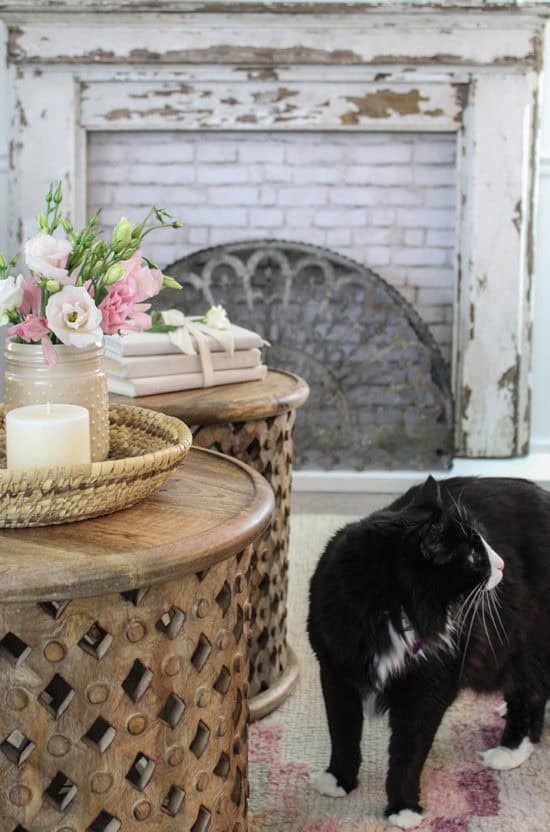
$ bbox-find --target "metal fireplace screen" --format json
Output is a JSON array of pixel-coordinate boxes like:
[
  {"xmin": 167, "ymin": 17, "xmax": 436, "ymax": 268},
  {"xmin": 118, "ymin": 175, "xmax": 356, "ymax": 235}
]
[{"xmin": 158, "ymin": 240, "xmax": 453, "ymax": 470}]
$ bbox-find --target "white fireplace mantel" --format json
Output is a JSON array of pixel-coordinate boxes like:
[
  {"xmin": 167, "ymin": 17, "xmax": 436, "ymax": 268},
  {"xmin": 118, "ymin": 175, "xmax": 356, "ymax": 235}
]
[{"xmin": 2, "ymin": 3, "xmax": 548, "ymax": 464}]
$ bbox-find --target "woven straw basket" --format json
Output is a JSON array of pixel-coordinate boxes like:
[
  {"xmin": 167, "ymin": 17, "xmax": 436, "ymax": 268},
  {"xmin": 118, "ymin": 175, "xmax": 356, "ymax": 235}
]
[{"xmin": 0, "ymin": 404, "xmax": 192, "ymax": 528}]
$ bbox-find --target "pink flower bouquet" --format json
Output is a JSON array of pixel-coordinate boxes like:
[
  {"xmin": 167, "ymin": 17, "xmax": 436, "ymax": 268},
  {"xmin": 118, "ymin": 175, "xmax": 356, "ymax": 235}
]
[{"xmin": 0, "ymin": 183, "xmax": 182, "ymax": 366}]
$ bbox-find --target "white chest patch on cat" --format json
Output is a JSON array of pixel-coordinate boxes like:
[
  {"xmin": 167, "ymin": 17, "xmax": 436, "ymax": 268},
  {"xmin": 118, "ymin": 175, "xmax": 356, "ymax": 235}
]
[{"xmin": 370, "ymin": 611, "xmax": 456, "ymax": 693}]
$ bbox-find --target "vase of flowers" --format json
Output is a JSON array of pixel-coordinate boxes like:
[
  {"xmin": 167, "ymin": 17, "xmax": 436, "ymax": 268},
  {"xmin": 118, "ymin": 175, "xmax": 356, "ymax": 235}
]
[{"xmin": 0, "ymin": 183, "xmax": 182, "ymax": 461}]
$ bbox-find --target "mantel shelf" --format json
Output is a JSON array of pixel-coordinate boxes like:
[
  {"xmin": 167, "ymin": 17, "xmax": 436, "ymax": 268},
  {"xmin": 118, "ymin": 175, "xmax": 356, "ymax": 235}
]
[{"xmin": 1, "ymin": 0, "xmax": 550, "ymax": 15}]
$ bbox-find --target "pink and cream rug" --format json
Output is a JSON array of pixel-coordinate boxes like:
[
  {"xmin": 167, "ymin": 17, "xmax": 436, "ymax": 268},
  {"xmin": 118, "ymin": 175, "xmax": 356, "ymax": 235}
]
[{"xmin": 248, "ymin": 512, "xmax": 550, "ymax": 831}]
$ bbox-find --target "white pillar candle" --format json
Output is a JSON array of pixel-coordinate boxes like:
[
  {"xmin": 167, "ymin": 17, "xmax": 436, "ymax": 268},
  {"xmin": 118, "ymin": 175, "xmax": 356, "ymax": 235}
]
[{"xmin": 6, "ymin": 403, "xmax": 91, "ymax": 470}]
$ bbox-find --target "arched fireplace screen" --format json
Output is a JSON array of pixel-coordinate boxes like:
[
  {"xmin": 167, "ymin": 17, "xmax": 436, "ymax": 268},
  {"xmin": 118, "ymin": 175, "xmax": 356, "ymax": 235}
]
[{"xmin": 158, "ymin": 240, "xmax": 453, "ymax": 470}]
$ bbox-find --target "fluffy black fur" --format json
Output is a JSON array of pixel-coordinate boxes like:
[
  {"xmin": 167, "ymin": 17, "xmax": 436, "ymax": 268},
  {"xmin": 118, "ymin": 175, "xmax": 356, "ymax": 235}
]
[{"xmin": 308, "ymin": 475, "xmax": 550, "ymax": 821}]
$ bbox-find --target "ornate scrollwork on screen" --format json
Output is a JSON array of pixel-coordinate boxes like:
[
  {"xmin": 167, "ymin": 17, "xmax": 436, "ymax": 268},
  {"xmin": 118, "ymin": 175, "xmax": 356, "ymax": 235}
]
[{"xmin": 158, "ymin": 241, "xmax": 453, "ymax": 470}]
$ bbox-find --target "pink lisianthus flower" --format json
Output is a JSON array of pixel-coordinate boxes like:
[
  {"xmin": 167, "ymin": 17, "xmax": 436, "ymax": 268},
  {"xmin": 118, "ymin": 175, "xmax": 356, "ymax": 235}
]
[
  {"xmin": 8, "ymin": 315, "xmax": 57, "ymax": 368},
  {"xmin": 20, "ymin": 277, "xmax": 42, "ymax": 316},
  {"xmin": 127, "ymin": 304, "xmax": 153, "ymax": 331},
  {"xmin": 120, "ymin": 249, "xmax": 164, "ymax": 302},
  {"xmin": 98, "ymin": 249, "xmax": 163, "ymax": 334},
  {"xmin": 99, "ymin": 275, "xmax": 152, "ymax": 335},
  {"xmin": 8, "ymin": 315, "xmax": 50, "ymax": 342}
]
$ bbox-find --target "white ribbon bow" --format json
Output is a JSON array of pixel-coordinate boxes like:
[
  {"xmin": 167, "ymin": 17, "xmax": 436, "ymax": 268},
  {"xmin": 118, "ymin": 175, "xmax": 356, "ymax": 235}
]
[{"xmin": 160, "ymin": 309, "xmax": 235, "ymax": 388}]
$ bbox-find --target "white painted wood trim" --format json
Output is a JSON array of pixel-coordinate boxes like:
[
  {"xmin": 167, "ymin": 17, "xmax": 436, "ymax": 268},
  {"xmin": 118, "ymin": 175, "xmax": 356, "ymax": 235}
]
[
  {"xmin": 2, "ymin": 1, "xmax": 549, "ymax": 13},
  {"xmin": 529, "ymin": 21, "xmax": 550, "ymax": 453},
  {"xmin": 454, "ymin": 71, "xmax": 538, "ymax": 456},
  {"xmin": 0, "ymin": 22, "xmax": 8, "ymax": 256},
  {"xmin": 7, "ymin": 15, "xmax": 543, "ymax": 68},
  {"xmin": 293, "ymin": 452, "xmax": 550, "ymax": 492},
  {"xmin": 80, "ymin": 76, "xmax": 463, "ymax": 133},
  {"xmin": 530, "ymin": 152, "xmax": 550, "ymax": 452}
]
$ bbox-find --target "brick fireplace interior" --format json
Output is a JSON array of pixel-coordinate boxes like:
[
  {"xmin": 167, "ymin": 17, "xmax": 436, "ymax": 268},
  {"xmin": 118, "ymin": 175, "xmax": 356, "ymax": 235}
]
[{"xmin": 88, "ymin": 131, "xmax": 456, "ymax": 365}]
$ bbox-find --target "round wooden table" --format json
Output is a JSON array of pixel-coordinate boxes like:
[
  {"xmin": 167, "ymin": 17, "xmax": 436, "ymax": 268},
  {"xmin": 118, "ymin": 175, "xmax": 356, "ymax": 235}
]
[
  {"xmin": 113, "ymin": 369, "xmax": 309, "ymax": 720},
  {"xmin": 0, "ymin": 448, "xmax": 273, "ymax": 832}
]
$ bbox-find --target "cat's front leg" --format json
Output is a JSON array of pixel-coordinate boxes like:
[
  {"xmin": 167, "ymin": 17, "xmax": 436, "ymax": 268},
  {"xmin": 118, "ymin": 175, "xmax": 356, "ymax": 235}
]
[
  {"xmin": 310, "ymin": 661, "xmax": 364, "ymax": 796},
  {"xmin": 481, "ymin": 652, "xmax": 538, "ymax": 770},
  {"xmin": 385, "ymin": 682, "xmax": 455, "ymax": 828},
  {"xmin": 481, "ymin": 691, "xmax": 539, "ymax": 769}
]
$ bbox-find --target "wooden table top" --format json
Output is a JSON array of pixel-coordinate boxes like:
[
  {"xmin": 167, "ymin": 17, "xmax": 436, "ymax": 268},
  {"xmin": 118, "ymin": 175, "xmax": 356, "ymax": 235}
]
[
  {"xmin": 111, "ymin": 368, "xmax": 310, "ymax": 425},
  {"xmin": 0, "ymin": 447, "xmax": 274, "ymax": 605}
]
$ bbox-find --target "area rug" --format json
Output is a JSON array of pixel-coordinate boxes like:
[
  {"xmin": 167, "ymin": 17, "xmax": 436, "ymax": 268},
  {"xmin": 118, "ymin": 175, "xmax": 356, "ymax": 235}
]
[{"xmin": 248, "ymin": 512, "xmax": 550, "ymax": 831}]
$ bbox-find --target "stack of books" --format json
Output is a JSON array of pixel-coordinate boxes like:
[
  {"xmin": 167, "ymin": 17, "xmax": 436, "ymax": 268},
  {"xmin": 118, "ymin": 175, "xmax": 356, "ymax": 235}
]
[{"xmin": 105, "ymin": 323, "xmax": 268, "ymax": 397}]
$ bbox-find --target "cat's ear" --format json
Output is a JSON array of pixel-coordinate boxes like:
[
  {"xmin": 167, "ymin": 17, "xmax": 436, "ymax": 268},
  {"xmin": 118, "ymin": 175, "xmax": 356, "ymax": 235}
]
[{"xmin": 411, "ymin": 475, "xmax": 441, "ymax": 509}]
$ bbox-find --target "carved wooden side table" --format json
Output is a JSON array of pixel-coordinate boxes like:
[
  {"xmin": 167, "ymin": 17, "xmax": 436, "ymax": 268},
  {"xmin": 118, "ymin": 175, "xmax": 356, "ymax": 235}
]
[
  {"xmin": 0, "ymin": 448, "xmax": 273, "ymax": 832},
  {"xmin": 112, "ymin": 369, "xmax": 309, "ymax": 720}
]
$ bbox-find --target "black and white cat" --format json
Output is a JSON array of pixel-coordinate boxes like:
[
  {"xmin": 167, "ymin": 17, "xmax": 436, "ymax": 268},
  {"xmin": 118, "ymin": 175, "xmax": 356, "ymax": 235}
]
[{"xmin": 307, "ymin": 476, "xmax": 550, "ymax": 829}]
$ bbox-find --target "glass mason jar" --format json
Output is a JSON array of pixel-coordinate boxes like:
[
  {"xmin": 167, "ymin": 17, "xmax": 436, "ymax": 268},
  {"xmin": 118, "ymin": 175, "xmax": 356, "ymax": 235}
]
[{"xmin": 4, "ymin": 339, "xmax": 110, "ymax": 462}]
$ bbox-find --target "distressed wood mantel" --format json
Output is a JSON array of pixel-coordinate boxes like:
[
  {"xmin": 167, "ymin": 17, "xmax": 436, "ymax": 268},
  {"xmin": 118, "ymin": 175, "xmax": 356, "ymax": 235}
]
[{"xmin": 3, "ymin": 2, "xmax": 548, "ymax": 458}]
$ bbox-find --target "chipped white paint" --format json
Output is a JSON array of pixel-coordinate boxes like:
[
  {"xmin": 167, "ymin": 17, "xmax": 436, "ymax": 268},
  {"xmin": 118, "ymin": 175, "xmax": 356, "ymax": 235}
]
[
  {"xmin": 81, "ymin": 77, "xmax": 462, "ymax": 132},
  {"xmin": 481, "ymin": 737, "xmax": 534, "ymax": 770},
  {"xmin": 6, "ymin": 15, "xmax": 542, "ymax": 68},
  {"xmin": 0, "ymin": 0, "xmax": 544, "ymax": 10},
  {"xmin": 0, "ymin": 21, "xmax": 8, "ymax": 255},
  {"xmin": 8, "ymin": 70, "xmax": 84, "ymax": 245},
  {"xmin": 454, "ymin": 71, "xmax": 538, "ymax": 455},
  {"xmin": 5, "ymin": 9, "xmax": 544, "ymax": 458},
  {"xmin": 309, "ymin": 770, "xmax": 347, "ymax": 797}
]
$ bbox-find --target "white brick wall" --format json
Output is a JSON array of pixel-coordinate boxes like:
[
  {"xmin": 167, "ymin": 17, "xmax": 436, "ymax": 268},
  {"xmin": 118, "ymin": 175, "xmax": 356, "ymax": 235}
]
[{"xmin": 87, "ymin": 131, "xmax": 456, "ymax": 360}]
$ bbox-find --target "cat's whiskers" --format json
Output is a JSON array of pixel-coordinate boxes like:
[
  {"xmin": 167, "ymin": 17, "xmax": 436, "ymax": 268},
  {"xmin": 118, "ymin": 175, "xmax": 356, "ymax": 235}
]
[
  {"xmin": 456, "ymin": 582, "xmax": 484, "ymax": 633},
  {"xmin": 456, "ymin": 585, "xmax": 479, "ymax": 621},
  {"xmin": 448, "ymin": 492, "xmax": 467, "ymax": 535},
  {"xmin": 486, "ymin": 586, "xmax": 508, "ymax": 644},
  {"xmin": 480, "ymin": 592, "xmax": 498, "ymax": 663},
  {"xmin": 455, "ymin": 585, "xmax": 479, "ymax": 629},
  {"xmin": 459, "ymin": 583, "xmax": 484, "ymax": 679}
]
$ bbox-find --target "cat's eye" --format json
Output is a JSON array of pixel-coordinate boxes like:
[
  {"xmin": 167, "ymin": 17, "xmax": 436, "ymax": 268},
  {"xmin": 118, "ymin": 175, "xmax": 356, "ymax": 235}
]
[{"xmin": 467, "ymin": 551, "xmax": 476, "ymax": 564}]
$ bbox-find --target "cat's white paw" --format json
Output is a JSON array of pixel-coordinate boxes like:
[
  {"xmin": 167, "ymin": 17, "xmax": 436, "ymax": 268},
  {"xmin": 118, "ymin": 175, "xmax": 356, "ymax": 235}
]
[
  {"xmin": 387, "ymin": 809, "xmax": 426, "ymax": 829},
  {"xmin": 480, "ymin": 737, "xmax": 533, "ymax": 770},
  {"xmin": 310, "ymin": 770, "xmax": 347, "ymax": 797},
  {"xmin": 495, "ymin": 701, "xmax": 507, "ymax": 717}
]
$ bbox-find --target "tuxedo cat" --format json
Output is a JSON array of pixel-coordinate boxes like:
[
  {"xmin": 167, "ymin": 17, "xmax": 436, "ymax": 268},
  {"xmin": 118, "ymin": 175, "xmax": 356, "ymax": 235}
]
[{"xmin": 308, "ymin": 476, "xmax": 550, "ymax": 829}]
